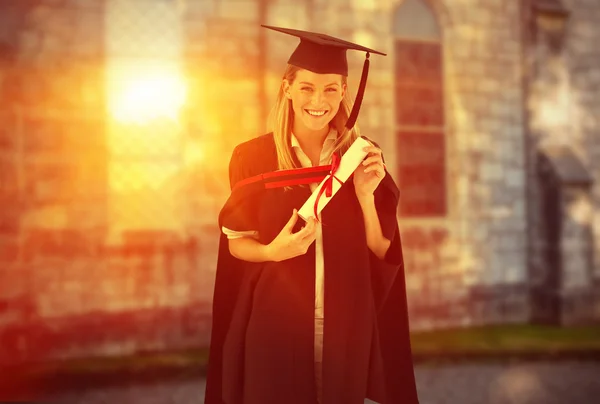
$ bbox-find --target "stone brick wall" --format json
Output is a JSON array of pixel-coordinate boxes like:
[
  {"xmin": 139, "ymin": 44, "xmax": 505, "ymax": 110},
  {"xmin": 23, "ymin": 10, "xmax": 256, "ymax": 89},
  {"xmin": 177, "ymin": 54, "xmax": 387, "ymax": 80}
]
[
  {"xmin": 392, "ymin": 0, "xmax": 527, "ymax": 329},
  {"xmin": 0, "ymin": 0, "xmax": 107, "ymax": 365},
  {"xmin": 565, "ymin": 0, "xmax": 600, "ymax": 322},
  {"xmin": 527, "ymin": 0, "xmax": 600, "ymax": 324},
  {"xmin": 186, "ymin": 0, "xmax": 263, "ymax": 152},
  {"xmin": 562, "ymin": 0, "xmax": 600, "ymax": 286},
  {"xmin": 182, "ymin": 0, "xmax": 264, "ymax": 310},
  {"xmin": 0, "ymin": 243, "xmax": 210, "ymax": 366},
  {"xmin": 525, "ymin": 0, "xmax": 561, "ymax": 323},
  {"xmin": 561, "ymin": 186, "xmax": 595, "ymax": 324},
  {"xmin": 0, "ymin": 0, "xmax": 213, "ymax": 366},
  {"xmin": 0, "ymin": 0, "xmax": 265, "ymax": 366},
  {"xmin": 7, "ymin": 0, "xmax": 108, "ymax": 237},
  {"xmin": 3, "ymin": 0, "xmax": 600, "ymax": 367}
]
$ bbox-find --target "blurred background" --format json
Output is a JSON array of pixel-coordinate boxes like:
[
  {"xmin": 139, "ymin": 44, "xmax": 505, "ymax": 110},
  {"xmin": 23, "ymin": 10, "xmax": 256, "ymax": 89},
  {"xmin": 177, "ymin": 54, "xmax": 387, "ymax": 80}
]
[{"xmin": 0, "ymin": 0, "xmax": 599, "ymax": 403}]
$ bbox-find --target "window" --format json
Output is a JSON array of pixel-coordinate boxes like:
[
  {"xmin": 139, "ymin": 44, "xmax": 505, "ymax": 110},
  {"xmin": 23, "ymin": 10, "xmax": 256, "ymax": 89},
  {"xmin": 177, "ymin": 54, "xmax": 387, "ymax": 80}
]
[{"xmin": 394, "ymin": 0, "xmax": 446, "ymax": 217}]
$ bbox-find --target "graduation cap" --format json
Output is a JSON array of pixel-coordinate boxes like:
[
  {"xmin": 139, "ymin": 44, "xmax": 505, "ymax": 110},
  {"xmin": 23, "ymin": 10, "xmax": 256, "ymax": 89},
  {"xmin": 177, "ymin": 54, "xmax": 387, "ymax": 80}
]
[{"xmin": 262, "ymin": 25, "xmax": 386, "ymax": 131}]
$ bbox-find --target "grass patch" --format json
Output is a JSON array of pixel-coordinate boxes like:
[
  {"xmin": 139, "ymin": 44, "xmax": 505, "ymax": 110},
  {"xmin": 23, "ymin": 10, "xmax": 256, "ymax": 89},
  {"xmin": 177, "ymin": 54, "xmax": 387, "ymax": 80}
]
[
  {"xmin": 410, "ymin": 324, "xmax": 600, "ymax": 355},
  {"xmin": 6, "ymin": 324, "xmax": 600, "ymax": 383},
  {"xmin": 9, "ymin": 348, "xmax": 210, "ymax": 382},
  {"xmin": 55, "ymin": 348, "xmax": 209, "ymax": 374}
]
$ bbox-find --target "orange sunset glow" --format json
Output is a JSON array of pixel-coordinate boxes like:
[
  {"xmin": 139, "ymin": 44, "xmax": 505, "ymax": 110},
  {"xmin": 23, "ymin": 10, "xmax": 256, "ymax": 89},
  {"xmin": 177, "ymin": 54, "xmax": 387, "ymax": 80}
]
[{"xmin": 108, "ymin": 64, "xmax": 187, "ymax": 125}]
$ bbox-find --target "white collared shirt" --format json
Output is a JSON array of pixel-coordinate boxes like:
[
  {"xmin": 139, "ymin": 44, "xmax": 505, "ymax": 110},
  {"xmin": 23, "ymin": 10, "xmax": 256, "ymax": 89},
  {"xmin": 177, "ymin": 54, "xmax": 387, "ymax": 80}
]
[
  {"xmin": 291, "ymin": 128, "xmax": 337, "ymax": 319},
  {"xmin": 222, "ymin": 128, "xmax": 337, "ymax": 319}
]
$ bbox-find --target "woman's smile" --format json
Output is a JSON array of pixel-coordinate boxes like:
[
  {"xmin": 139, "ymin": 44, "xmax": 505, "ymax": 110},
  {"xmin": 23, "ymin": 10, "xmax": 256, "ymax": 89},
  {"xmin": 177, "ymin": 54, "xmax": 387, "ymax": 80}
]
[{"xmin": 305, "ymin": 109, "xmax": 329, "ymax": 117}]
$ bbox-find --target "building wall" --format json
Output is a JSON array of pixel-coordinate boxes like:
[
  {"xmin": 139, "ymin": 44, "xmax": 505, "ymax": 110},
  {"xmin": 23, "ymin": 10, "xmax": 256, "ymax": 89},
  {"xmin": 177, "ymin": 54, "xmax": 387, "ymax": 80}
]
[
  {"xmin": 2, "ymin": 0, "xmax": 600, "ymax": 366},
  {"xmin": 0, "ymin": 0, "xmax": 211, "ymax": 366},
  {"xmin": 527, "ymin": 0, "xmax": 600, "ymax": 324},
  {"xmin": 168, "ymin": 0, "xmax": 533, "ymax": 330},
  {"xmin": 563, "ymin": 0, "xmax": 600, "ymax": 321},
  {"xmin": 378, "ymin": 0, "xmax": 527, "ymax": 329},
  {"xmin": 563, "ymin": 0, "xmax": 600, "ymax": 281}
]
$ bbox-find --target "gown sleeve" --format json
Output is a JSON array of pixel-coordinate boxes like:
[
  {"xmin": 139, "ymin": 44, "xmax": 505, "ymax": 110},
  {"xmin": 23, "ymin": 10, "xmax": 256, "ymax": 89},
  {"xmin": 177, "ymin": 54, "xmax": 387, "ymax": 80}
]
[
  {"xmin": 205, "ymin": 145, "xmax": 264, "ymax": 404},
  {"xmin": 222, "ymin": 226, "xmax": 259, "ymax": 240},
  {"xmin": 369, "ymin": 159, "xmax": 420, "ymax": 403},
  {"xmin": 218, "ymin": 145, "xmax": 264, "ymax": 232},
  {"xmin": 369, "ymin": 170, "xmax": 403, "ymax": 311},
  {"xmin": 358, "ymin": 134, "xmax": 404, "ymax": 313}
]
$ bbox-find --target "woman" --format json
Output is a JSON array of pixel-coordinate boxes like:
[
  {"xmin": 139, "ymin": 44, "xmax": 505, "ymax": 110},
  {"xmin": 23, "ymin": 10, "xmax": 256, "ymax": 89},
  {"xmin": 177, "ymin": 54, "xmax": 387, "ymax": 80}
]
[{"xmin": 205, "ymin": 26, "xmax": 419, "ymax": 404}]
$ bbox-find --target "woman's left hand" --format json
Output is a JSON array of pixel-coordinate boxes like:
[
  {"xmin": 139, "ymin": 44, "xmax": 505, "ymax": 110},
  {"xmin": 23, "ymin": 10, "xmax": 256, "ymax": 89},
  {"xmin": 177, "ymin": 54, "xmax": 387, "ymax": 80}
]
[{"xmin": 353, "ymin": 144, "xmax": 386, "ymax": 201}]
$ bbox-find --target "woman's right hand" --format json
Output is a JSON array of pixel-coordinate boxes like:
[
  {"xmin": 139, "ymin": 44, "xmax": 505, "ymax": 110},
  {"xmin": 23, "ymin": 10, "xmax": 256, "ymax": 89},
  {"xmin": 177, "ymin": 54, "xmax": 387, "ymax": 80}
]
[{"xmin": 266, "ymin": 209, "xmax": 317, "ymax": 262}]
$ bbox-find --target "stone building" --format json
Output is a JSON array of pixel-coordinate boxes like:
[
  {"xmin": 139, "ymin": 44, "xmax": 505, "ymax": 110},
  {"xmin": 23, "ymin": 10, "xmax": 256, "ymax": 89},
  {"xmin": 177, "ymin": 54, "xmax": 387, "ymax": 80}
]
[
  {"xmin": 186, "ymin": 0, "xmax": 600, "ymax": 329},
  {"xmin": 0, "ymin": 0, "xmax": 599, "ymax": 364},
  {"xmin": 188, "ymin": 0, "xmax": 600, "ymax": 328}
]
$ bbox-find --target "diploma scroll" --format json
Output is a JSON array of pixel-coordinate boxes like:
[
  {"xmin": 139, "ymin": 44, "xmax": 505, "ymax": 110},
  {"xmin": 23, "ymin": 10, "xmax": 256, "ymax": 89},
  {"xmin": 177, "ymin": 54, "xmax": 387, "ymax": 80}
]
[{"xmin": 298, "ymin": 136, "xmax": 371, "ymax": 221}]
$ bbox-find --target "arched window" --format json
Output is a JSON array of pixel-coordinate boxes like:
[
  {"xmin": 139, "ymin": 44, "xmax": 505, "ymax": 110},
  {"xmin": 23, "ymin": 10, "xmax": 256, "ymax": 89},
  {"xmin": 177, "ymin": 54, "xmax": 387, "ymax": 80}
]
[{"xmin": 394, "ymin": 0, "xmax": 445, "ymax": 217}]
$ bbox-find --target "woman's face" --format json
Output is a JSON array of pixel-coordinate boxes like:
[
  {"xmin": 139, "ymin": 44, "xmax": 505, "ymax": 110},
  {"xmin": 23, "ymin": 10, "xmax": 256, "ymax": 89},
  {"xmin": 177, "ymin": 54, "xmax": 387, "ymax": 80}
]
[{"xmin": 283, "ymin": 69, "xmax": 346, "ymax": 133}]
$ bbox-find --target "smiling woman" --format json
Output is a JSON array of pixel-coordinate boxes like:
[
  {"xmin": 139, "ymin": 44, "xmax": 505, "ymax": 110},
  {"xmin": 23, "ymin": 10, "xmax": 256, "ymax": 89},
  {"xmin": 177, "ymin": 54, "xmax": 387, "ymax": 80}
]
[
  {"xmin": 205, "ymin": 25, "xmax": 419, "ymax": 404},
  {"xmin": 285, "ymin": 72, "xmax": 344, "ymax": 128},
  {"xmin": 269, "ymin": 65, "xmax": 357, "ymax": 172}
]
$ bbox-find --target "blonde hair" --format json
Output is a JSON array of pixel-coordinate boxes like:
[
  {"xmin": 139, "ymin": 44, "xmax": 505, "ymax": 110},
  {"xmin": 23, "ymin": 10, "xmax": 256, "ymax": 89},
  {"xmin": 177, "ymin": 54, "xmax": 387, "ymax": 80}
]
[{"xmin": 267, "ymin": 64, "xmax": 361, "ymax": 171}]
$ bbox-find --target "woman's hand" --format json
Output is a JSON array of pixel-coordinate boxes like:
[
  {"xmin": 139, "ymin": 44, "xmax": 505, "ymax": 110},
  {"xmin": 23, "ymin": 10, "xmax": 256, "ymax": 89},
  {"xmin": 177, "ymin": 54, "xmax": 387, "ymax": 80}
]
[
  {"xmin": 266, "ymin": 209, "xmax": 317, "ymax": 262},
  {"xmin": 353, "ymin": 144, "xmax": 386, "ymax": 202}
]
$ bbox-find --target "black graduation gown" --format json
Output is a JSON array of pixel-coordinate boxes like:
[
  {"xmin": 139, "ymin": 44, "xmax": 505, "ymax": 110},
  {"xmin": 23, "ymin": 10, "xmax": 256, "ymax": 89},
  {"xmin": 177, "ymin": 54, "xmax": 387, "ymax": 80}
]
[{"xmin": 204, "ymin": 133, "xmax": 419, "ymax": 404}]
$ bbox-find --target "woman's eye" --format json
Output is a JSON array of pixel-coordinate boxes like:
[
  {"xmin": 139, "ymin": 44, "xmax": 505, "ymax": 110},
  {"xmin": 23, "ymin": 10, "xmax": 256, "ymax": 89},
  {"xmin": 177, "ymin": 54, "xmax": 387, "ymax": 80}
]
[
  {"xmin": 326, "ymin": 88, "xmax": 337, "ymax": 92},
  {"xmin": 301, "ymin": 87, "xmax": 313, "ymax": 92}
]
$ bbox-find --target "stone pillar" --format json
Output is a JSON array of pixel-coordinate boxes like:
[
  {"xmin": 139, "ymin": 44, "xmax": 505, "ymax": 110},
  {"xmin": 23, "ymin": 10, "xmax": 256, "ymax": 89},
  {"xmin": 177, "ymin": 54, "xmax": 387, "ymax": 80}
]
[
  {"xmin": 536, "ymin": 146, "xmax": 595, "ymax": 325},
  {"xmin": 0, "ymin": 39, "xmax": 20, "ymax": 266},
  {"xmin": 560, "ymin": 0, "xmax": 600, "ymax": 321},
  {"xmin": 182, "ymin": 0, "xmax": 264, "ymax": 300},
  {"xmin": 561, "ymin": 185, "xmax": 595, "ymax": 324}
]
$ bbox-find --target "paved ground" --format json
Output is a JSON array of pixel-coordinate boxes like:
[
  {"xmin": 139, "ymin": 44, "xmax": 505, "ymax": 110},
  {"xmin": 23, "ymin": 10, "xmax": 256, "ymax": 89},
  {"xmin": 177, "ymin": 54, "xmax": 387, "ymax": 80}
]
[
  {"xmin": 45, "ymin": 361, "xmax": 600, "ymax": 404},
  {"xmin": 415, "ymin": 361, "xmax": 600, "ymax": 404}
]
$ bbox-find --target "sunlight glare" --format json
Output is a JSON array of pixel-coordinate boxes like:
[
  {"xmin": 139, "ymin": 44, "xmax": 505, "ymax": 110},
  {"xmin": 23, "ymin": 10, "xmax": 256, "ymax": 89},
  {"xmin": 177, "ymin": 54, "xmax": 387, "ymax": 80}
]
[{"xmin": 109, "ymin": 64, "xmax": 187, "ymax": 124}]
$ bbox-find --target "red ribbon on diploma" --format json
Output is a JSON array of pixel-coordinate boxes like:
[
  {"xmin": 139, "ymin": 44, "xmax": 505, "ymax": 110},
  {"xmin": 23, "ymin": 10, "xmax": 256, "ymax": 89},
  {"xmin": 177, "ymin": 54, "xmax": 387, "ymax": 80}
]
[{"xmin": 314, "ymin": 153, "xmax": 344, "ymax": 221}]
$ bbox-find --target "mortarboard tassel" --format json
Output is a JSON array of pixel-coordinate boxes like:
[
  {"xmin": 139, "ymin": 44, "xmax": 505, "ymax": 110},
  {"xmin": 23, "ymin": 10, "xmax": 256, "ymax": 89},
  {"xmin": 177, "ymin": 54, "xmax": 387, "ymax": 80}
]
[{"xmin": 345, "ymin": 52, "xmax": 370, "ymax": 131}]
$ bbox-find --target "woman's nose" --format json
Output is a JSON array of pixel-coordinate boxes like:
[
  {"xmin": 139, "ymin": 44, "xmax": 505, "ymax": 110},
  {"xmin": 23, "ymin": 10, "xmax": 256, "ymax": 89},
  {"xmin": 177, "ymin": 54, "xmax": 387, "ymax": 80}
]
[{"xmin": 311, "ymin": 90, "xmax": 323, "ymax": 105}]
